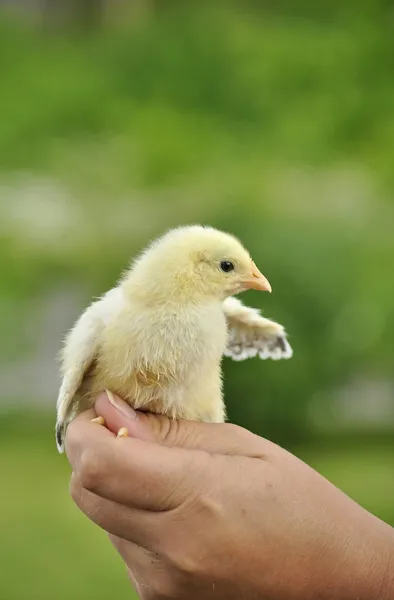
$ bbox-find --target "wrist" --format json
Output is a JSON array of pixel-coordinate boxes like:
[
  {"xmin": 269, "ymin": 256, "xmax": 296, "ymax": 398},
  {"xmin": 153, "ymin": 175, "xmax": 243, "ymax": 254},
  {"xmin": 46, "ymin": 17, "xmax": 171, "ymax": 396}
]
[
  {"xmin": 375, "ymin": 528, "xmax": 394, "ymax": 600},
  {"xmin": 317, "ymin": 514, "xmax": 394, "ymax": 600}
]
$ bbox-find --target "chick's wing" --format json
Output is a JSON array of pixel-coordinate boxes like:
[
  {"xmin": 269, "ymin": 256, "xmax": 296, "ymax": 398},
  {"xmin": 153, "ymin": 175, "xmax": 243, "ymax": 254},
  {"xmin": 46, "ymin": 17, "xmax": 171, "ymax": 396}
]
[
  {"xmin": 223, "ymin": 297, "xmax": 293, "ymax": 362},
  {"xmin": 56, "ymin": 287, "xmax": 122, "ymax": 451}
]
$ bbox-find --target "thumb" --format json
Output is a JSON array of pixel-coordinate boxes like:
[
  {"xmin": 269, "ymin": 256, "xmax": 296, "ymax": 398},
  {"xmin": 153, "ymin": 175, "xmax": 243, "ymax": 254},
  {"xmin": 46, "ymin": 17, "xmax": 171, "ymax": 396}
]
[{"xmin": 95, "ymin": 390, "xmax": 272, "ymax": 458}]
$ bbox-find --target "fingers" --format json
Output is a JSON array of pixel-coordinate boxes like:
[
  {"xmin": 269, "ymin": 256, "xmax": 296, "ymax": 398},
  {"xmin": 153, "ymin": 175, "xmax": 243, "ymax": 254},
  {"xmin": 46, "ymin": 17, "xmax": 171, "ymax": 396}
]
[
  {"xmin": 70, "ymin": 473, "xmax": 160, "ymax": 549},
  {"xmin": 109, "ymin": 534, "xmax": 154, "ymax": 577},
  {"xmin": 65, "ymin": 409, "xmax": 209, "ymax": 511},
  {"xmin": 95, "ymin": 391, "xmax": 155, "ymax": 442},
  {"xmin": 95, "ymin": 391, "xmax": 273, "ymax": 459},
  {"xmin": 109, "ymin": 535, "xmax": 163, "ymax": 600}
]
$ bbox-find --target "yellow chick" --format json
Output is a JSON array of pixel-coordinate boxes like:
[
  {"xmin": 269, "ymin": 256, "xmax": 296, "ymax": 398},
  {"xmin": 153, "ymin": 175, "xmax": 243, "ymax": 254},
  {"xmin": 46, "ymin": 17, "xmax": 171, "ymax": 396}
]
[{"xmin": 56, "ymin": 225, "xmax": 292, "ymax": 451}]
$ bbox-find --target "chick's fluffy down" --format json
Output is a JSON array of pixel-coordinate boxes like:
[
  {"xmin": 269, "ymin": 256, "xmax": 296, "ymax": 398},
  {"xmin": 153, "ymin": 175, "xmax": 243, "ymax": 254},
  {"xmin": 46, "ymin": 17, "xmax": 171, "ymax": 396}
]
[{"xmin": 56, "ymin": 226, "xmax": 292, "ymax": 452}]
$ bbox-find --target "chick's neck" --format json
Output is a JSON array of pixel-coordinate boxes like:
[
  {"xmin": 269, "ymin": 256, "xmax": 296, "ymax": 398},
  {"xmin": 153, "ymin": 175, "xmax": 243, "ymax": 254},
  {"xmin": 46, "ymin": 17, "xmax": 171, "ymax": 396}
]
[{"xmin": 122, "ymin": 269, "xmax": 224, "ymax": 309}]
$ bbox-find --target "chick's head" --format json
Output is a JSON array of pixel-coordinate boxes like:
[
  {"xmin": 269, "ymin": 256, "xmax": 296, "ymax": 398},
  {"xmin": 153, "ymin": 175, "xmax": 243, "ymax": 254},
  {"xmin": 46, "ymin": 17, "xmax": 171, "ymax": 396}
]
[{"xmin": 127, "ymin": 226, "xmax": 271, "ymax": 303}]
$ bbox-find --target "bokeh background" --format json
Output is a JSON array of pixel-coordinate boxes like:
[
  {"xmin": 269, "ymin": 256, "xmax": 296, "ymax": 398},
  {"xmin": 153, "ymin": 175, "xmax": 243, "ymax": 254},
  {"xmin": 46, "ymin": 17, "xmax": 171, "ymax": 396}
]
[{"xmin": 1, "ymin": 1, "xmax": 393, "ymax": 598}]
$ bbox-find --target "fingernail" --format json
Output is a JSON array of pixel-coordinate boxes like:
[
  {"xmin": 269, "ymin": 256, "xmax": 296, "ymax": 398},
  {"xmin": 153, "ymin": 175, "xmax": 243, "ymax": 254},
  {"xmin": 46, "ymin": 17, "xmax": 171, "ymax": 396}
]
[
  {"xmin": 91, "ymin": 416, "xmax": 105, "ymax": 425},
  {"xmin": 105, "ymin": 389, "xmax": 137, "ymax": 420},
  {"xmin": 117, "ymin": 427, "xmax": 128, "ymax": 438}
]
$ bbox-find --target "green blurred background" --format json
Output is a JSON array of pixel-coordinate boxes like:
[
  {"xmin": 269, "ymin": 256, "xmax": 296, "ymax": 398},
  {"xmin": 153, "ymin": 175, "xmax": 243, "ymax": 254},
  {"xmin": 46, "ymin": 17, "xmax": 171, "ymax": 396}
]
[{"xmin": 1, "ymin": 1, "xmax": 393, "ymax": 598}]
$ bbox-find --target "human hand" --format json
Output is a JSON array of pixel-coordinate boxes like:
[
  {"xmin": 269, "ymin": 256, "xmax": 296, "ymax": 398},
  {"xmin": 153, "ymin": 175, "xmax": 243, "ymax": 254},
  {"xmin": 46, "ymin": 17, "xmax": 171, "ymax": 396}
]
[{"xmin": 66, "ymin": 392, "xmax": 394, "ymax": 600}]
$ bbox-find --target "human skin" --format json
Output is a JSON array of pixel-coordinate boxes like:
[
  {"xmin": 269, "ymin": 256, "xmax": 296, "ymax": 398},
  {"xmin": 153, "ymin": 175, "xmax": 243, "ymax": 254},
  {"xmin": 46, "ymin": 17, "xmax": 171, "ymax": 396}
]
[{"xmin": 65, "ymin": 392, "xmax": 394, "ymax": 600}]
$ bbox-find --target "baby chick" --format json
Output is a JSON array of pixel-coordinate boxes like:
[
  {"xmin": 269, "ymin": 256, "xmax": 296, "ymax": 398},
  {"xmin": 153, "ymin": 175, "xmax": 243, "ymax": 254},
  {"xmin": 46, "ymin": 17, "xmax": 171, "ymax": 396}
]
[{"xmin": 56, "ymin": 225, "xmax": 292, "ymax": 451}]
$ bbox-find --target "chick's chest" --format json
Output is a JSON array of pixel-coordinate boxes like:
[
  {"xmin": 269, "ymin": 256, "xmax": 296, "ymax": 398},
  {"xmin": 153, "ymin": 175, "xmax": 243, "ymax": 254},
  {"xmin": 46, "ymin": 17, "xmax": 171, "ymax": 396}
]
[{"xmin": 105, "ymin": 302, "xmax": 227, "ymax": 376}]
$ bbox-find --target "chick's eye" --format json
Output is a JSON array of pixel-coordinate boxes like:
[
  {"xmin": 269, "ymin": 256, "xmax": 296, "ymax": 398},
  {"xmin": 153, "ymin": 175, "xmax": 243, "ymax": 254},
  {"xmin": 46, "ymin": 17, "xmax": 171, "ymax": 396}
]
[{"xmin": 220, "ymin": 260, "xmax": 235, "ymax": 273}]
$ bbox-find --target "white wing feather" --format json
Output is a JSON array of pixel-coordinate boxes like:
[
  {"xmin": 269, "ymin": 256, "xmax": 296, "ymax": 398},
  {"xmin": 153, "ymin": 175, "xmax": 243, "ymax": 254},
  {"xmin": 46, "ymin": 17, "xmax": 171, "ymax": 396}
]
[
  {"xmin": 223, "ymin": 297, "xmax": 293, "ymax": 362},
  {"xmin": 55, "ymin": 287, "xmax": 123, "ymax": 452}
]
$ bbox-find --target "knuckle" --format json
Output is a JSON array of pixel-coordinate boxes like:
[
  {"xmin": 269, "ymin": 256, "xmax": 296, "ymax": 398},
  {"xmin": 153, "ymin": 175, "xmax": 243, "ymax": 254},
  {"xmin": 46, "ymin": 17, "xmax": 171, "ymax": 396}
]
[
  {"xmin": 69, "ymin": 473, "xmax": 83, "ymax": 506},
  {"xmin": 153, "ymin": 579, "xmax": 179, "ymax": 600},
  {"xmin": 168, "ymin": 552, "xmax": 201, "ymax": 578},
  {"xmin": 139, "ymin": 573, "xmax": 179, "ymax": 600},
  {"xmin": 196, "ymin": 490, "xmax": 223, "ymax": 519},
  {"xmin": 143, "ymin": 413, "xmax": 180, "ymax": 446},
  {"xmin": 63, "ymin": 418, "xmax": 79, "ymax": 452},
  {"xmin": 78, "ymin": 448, "xmax": 104, "ymax": 491},
  {"xmin": 158, "ymin": 415, "xmax": 180, "ymax": 445},
  {"xmin": 157, "ymin": 493, "xmax": 224, "ymax": 584},
  {"xmin": 163, "ymin": 525, "xmax": 208, "ymax": 578}
]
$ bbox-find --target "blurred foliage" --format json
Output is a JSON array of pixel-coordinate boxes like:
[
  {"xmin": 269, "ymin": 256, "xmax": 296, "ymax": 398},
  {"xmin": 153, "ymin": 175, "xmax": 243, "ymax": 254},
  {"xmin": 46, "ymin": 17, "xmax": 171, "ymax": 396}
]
[
  {"xmin": 1, "ymin": 1, "xmax": 393, "ymax": 443},
  {"xmin": 0, "ymin": 2, "xmax": 393, "ymax": 596}
]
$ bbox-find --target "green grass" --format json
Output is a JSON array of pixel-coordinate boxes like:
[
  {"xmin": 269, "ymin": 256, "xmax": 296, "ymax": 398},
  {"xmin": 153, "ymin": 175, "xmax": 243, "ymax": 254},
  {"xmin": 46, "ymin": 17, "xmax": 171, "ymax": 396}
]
[
  {"xmin": 1, "ymin": 412, "xmax": 392, "ymax": 600},
  {"xmin": 0, "ymin": 412, "xmax": 136, "ymax": 600},
  {"xmin": 298, "ymin": 442, "xmax": 394, "ymax": 526}
]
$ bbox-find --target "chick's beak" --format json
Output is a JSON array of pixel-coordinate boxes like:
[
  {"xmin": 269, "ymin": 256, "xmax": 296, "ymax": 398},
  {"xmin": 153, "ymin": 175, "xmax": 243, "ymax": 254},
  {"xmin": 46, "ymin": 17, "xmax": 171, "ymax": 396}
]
[{"xmin": 242, "ymin": 261, "xmax": 272, "ymax": 292}]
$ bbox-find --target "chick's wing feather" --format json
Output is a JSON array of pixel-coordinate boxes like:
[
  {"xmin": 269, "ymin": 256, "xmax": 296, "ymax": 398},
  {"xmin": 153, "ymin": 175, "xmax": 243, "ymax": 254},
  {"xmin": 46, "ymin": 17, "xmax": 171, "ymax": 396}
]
[
  {"xmin": 55, "ymin": 287, "xmax": 122, "ymax": 452},
  {"xmin": 223, "ymin": 297, "xmax": 293, "ymax": 361}
]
